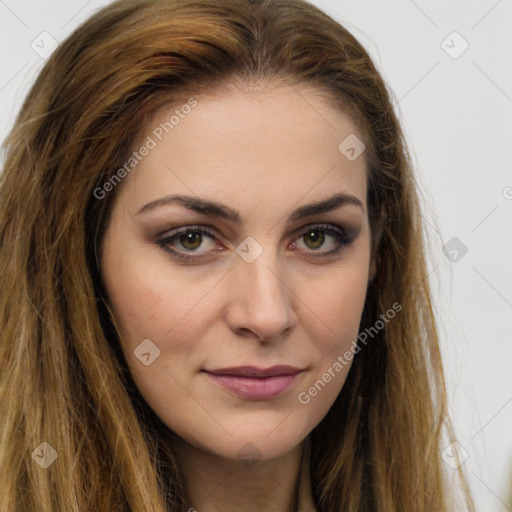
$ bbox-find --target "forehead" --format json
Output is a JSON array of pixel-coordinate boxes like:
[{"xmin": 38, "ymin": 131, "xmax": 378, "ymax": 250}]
[{"xmin": 119, "ymin": 84, "xmax": 368, "ymax": 215}]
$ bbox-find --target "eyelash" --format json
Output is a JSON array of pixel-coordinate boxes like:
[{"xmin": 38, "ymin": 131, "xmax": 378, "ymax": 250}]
[{"xmin": 156, "ymin": 223, "xmax": 356, "ymax": 262}]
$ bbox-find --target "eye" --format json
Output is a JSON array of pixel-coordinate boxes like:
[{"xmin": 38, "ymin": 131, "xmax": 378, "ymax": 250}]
[
  {"xmin": 290, "ymin": 223, "xmax": 356, "ymax": 259},
  {"xmin": 157, "ymin": 225, "xmax": 219, "ymax": 261}
]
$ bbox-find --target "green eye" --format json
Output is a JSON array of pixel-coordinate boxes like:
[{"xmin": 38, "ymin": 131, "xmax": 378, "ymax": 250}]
[
  {"xmin": 179, "ymin": 232, "xmax": 203, "ymax": 251},
  {"xmin": 157, "ymin": 225, "xmax": 218, "ymax": 260},
  {"xmin": 303, "ymin": 229, "xmax": 325, "ymax": 250}
]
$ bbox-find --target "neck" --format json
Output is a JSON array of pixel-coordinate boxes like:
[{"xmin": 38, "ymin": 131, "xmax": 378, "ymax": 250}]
[{"xmin": 177, "ymin": 440, "xmax": 305, "ymax": 512}]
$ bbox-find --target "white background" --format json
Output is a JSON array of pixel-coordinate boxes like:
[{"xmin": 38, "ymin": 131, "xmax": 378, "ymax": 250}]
[{"xmin": 1, "ymin": 1, "xmax": 511, "ymax": 510}]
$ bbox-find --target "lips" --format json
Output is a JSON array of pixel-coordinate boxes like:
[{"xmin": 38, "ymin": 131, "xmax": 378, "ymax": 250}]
[
  {"xmin": 205, "ymin": 365, "xmax": 302, "ymax": 378},
  {"xmin": 203, "ymin": 365, "xmax": 303, "ymax": 400}
]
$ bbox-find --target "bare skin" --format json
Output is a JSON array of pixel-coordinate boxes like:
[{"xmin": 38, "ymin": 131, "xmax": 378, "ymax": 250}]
[{"xmin": 100, "ymin": 82, "xmax": 372, "ymax": 512}]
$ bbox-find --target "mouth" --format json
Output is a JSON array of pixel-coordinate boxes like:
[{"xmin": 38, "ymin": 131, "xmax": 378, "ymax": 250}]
[{"xmin": 202, "ymin": 365, "xmax": 303, "ymax": 400}]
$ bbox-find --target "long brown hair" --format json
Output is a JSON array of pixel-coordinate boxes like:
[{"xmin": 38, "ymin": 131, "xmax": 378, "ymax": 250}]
[{"xmin": 0, "ymin": 0, "xmax": 475, "ymax": 510}]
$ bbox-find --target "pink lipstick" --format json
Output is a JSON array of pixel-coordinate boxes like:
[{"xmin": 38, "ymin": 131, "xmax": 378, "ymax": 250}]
[{"xmin": 203, "ymin": 365, "xmax": 302, "ymax": 400}]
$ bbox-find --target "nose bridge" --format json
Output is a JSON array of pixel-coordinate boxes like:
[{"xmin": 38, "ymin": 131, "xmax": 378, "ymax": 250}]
[{"xmin": 227, "ymin": 238, "xmax": 296, "ymax": 340}]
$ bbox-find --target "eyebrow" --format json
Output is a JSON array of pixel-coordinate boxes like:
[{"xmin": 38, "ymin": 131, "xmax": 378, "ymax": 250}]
[{"xmin": 136, "ymin": 192, "xmax": 364, "ymax": 222}]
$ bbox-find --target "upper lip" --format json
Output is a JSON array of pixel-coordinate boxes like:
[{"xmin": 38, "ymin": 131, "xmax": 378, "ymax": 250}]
[{"xmin": 204, "ymin": 365, "xmax": 302, "ymax": 378}]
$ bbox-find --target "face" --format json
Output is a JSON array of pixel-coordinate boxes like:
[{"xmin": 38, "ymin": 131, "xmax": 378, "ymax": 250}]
[{"xmin": 100, "ymin": 83, "xmax": 373, "ymax": 462}]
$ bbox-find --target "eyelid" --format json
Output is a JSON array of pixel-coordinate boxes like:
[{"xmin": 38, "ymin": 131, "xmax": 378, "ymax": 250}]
[{"xmin": 158, "ymin": 224, "xmax": 216, "ymax": 239}]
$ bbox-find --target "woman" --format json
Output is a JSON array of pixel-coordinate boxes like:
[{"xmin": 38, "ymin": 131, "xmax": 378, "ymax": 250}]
[{"xmin": 0, "ymin": 0, "xmax": 475, "ymax": 510}]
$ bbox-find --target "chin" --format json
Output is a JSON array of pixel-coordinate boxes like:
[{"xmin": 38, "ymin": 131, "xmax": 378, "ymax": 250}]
[{"xmin": 185, "ymin": 421, "xmax": 310, "ymax": 463}]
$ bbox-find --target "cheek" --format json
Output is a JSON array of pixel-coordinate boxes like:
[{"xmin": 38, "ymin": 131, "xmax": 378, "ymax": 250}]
[
  {"xmin": 101, "ymin": 241, "xmax": 200, "ymax": 345},
  {"xmin": 100, "ymin": 236, "xmax": 226, "ymax": 389},
  {"xmin": 329, "ymin": 275, "xmax": 367, "ymax": 346},
  {"xmin": 297, "ymin": 257, "xmax": 369, "ymax": 404},
  {"xmin": 306, "ymin": 256, "xmax": 369, "ymax": 350}
]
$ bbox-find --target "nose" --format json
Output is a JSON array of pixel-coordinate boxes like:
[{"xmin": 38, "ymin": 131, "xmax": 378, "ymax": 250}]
[{"xmin": 222, "ymin": 246, "xmax": 297, "ymax": 343}]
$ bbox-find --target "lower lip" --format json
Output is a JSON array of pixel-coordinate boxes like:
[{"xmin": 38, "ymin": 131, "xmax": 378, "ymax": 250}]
[{"xmin": 205, "ymin": 372, "xmax": 300, "ymax": 400}]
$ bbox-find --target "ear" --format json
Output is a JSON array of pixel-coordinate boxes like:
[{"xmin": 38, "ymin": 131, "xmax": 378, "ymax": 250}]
[{"xmin": 368, "ymin": 214, "xmax": 385, "ymax": 282}]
